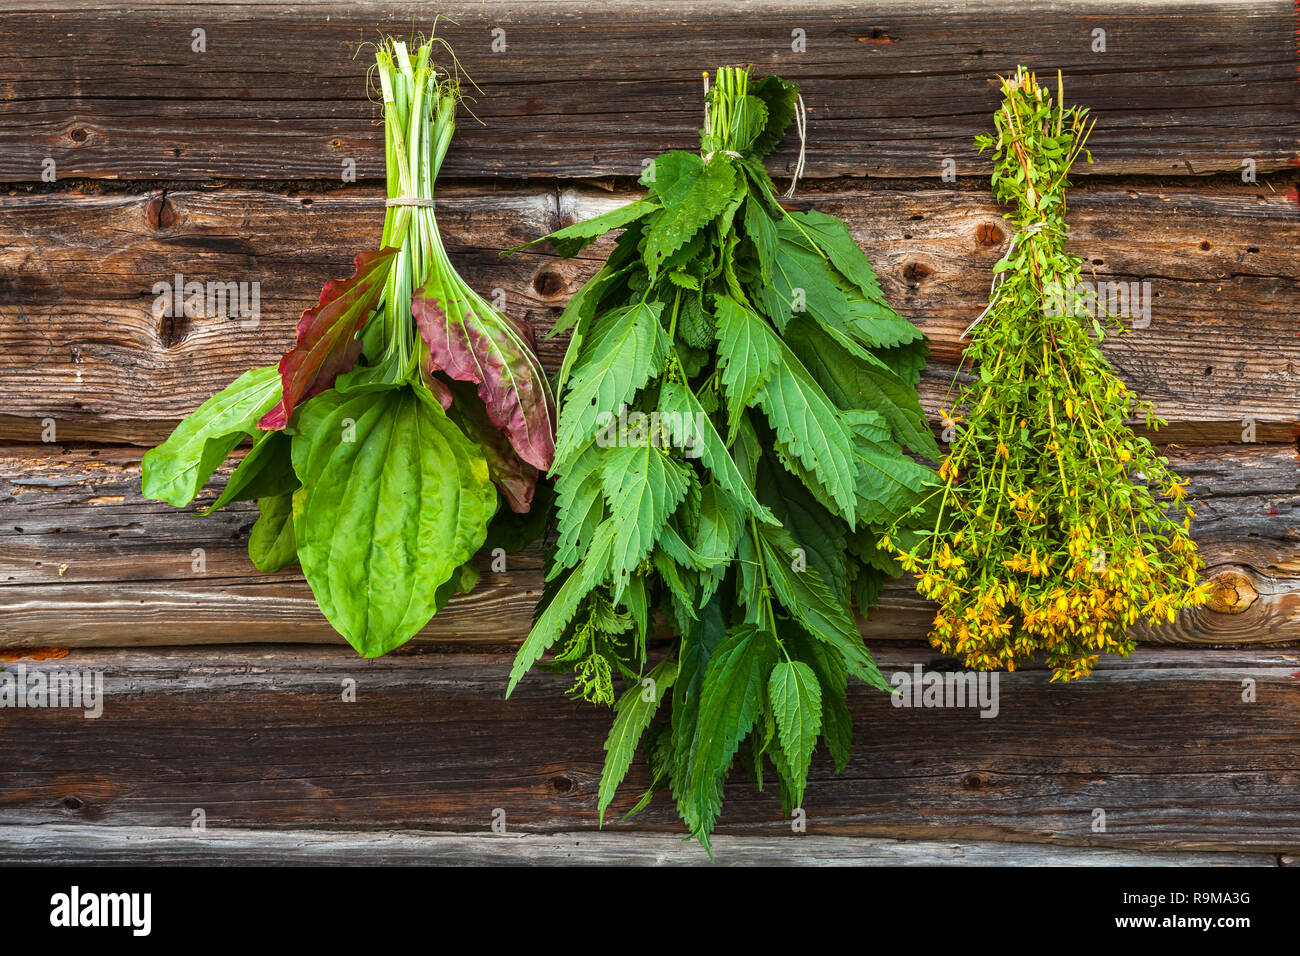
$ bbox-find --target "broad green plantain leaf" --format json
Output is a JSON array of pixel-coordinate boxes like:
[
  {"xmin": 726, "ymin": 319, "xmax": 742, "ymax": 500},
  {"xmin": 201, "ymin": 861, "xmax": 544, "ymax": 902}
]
[
  {"xmin": 292, "ymin": 384, "xmax": 496, "ymax": 657},
  {"xmin": 200, "ymin": 429, "xmax": 297, "ymax": 516},
  {"xmin": 599, "ymin": 655, "xmax": 679, "ymax": 825},
  {"xmin": 443, "ymin": 381, "xmax": 539, "ymax": 513},
  {"xmin": 142, "ymin": 365, "xmax": 282, "ymax": 507},
  {"xmin": 248, "ymin": 493, "xmax": 297, "ymax": 573}
]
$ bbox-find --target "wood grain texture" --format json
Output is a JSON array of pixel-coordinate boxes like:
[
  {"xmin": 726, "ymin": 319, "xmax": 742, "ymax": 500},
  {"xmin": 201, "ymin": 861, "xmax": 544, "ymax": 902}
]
[
  {"xmin": 0, "ymin": 1, "xmax": 1295, "ymax": 183},
  {"xmin": 0, "ymin": 824, "xmax": 1281, "ymax": 866},
  {"xmin": 1, "ymin": 178, "xmax": 1296, "ymax": 444},
  {"xmin": 0, "ymin": 645, "xmax": 1296, "ymax": 853},
  {"xmin": 0, "ymin": 442, "xmax": 1295, "ymax": 648}
]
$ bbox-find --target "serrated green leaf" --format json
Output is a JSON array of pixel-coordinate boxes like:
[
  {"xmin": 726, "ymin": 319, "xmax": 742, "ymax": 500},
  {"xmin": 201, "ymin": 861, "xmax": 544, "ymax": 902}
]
[
  {"xmin": 756, "ymin": 450, "xmax": 847, "ymax": 600},
  {"xmin": 786, "ymin": 315, "xmax": 940, "ymax": 460},
  {"xmin": 670, "ymin": 598, "xmax": 727, "ymax": 832},
  {"xmin": 676, "ymin": 292, "xmax": 716, "ymax": 350},
  {"xmin": 683, "ymin": 624, "xmax": 779, "ymax": 846},
  {"xmin": 784, "ymin": 208, "xmax": 884, "ymax": 300},
  {"xmin": 768, "ymin": 660, "xmax": 822, "ymax": 807},
  {"xmin": 550, "ymin": 443, "xmax": 606, "ymax": 576},
  {"xmin": 516, "ymin": 199, "xmax": 660, "ymax": 258},
  {"xmin": 599, "ymin": 655, "xmax": 679, "ymax": 825},
  {"xmin": 748, "ymin": 75, "xmax": 800, "ymax": 159},
  {"xmin": 555, "ymin": 301, "xmax": 667, "ymax": 466},
  {"xmin": 693, "ymin": 482, "xmax": 742, "ymax": 605},
  {"xmin": 507, "ymin": 524, "xmax": 615, "ymax": 697},
  {"xmin": 744, "ymin": 196, "xmax": 779, "ymax": 286},
  {"xmin": 714, "ymin": 295, "xmax": 780, "ymax": 441},
  {"xmin": 754, "ymin": 342, "xmax": 859, "ymax": 525},
  {"xmin": 598, "ymin": 442, "xmax": 692, "ymax": 601},
  {"xmin": 643, "ymin": 152, "xmax": 738, "ymax": 278},
  {"xmin": 756, "ymin": 227, "xmax": 852, "ymax": 335},
  {"xmin": 757, "ymin": 524, "xmax": 891, "ymax": 692},
  {"xmin": 658, "ymin": 381, "xmax": 776, "ymax": 525},
  {"xmin": 794, "ymin": 630, "xmax": 853, "ymax": 772}
]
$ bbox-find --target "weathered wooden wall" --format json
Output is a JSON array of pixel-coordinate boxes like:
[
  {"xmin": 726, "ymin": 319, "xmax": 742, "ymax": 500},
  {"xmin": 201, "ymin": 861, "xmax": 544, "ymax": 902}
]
[{"xmin": 0, "ymin": 0, "xmax": 1297, "ymax": 865}]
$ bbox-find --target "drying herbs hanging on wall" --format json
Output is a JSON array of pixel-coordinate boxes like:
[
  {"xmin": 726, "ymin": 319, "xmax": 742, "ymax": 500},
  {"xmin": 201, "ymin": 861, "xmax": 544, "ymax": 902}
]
[
  {"xmin": 142, "ymin": 36, "xmax": 556, "ymax": 657},
  {"xmin": 881, "ymin": 67, "xmax": 1209, "ymax": 682},
  {"xmin": 506, "ymin": 67, "xmax": 937, "ymax": 851}
]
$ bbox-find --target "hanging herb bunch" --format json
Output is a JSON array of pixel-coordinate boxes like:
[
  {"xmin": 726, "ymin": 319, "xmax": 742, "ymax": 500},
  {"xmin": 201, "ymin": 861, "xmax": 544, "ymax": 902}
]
[
  {"xmin": 507, "ymin": 67, "xmax": 937, "ymax": 851},
  {"xmin": 882, "ymin": 68, "xmax": 1209, "ymax": 682},
  {"xmin": 142, "ymin": 35, "xmax": 556, "ymax": 657}
]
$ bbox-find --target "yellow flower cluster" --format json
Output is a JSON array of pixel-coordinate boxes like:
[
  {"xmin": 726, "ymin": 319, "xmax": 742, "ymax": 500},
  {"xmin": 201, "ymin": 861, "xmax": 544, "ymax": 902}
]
[
  {"xmin": 885, "ymin": 514, "xmax": 1210, "ymax": 681},
  {"xmin": 883, "ymin": 68, "xmax": 1212, "ymax": 682}
]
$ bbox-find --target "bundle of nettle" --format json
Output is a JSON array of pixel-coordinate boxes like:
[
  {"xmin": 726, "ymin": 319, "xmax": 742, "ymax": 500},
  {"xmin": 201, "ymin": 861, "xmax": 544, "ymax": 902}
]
[
  {"xmin": 507, "ymin": 67, "xmax": 938, "ymax": 850},
  {"xmin": 882, "ymin": 68, "xmax": 1209, "ymax": 681},
  {"xmin": 142, "ymin": 37, "xmax": 555, "ymax": 657}
]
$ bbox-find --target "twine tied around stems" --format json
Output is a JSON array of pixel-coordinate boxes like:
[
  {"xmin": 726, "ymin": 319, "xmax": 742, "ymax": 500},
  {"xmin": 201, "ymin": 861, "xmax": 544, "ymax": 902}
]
[
  {"xmin": 700, "ymin": 72, "xmax": 809, "ymax": 198},
  {"xmin": 780, "ymin": 94, "xmax": 807, "ymax": 200},
  {"xmin": 960, "ymin": 220, "xmax": 1050, "ymax": 339},
  {"xmin": 386, "ymin": 197, "xmax": 437, "ymax": 207}
]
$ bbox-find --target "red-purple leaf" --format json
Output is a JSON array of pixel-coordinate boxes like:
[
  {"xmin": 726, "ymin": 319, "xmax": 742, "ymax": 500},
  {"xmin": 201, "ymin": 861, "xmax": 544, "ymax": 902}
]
[
  {"xmin": 412, "ymin": 287, "xmax": 557, "ymax": 472},
  {"xmin": 444, "ymin": 382, "xmax": 539, "ymax": 513},
  {"xmin": 259, "ymin": 247, "xmax": 399, "ymax": 430}
]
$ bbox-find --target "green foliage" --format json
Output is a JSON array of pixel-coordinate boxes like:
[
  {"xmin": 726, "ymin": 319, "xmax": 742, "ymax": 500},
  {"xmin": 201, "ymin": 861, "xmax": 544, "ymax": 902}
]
[
  {"xmin": 292, "ymin": 386, "xmax": 496, "ymax": 657},
  {"xmin": 248, "ymin": 493, "xmax": 297, "ymax": 573},
  {"xmin": 141, "ymin": 366, "xmax": 282, "ymax": 507},
  {"xmin": 508, "ymin": 66, "xmax": 938, "ymax": 849},
  {"xmin": 141, "ymin": 35, "xmax": 555, "ymax": 658},
  {"xmin": 882, "ymin": 67, "xmax": 1208, "ymax": 682}
]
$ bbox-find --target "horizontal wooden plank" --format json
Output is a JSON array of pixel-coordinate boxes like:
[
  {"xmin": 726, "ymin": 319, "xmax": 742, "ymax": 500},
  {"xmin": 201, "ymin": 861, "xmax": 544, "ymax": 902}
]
[
  {"xmin": 1, "ymin": 178, "xmax": 1296, "ymax": 444},
  {"xmin": 0, "ymin": 441, "xmax": 1295, "ymax": 648},
  {"xmin": 0, "ymin": 645, "xmax": 1296, "ymax": 852},
  {"xmin": 0, "ymin": 823, "xmax": 1280, "ymax": 866},
  {"xmin": 1, "ymin": 1, "xmax": 1295, "ymax": 182}
]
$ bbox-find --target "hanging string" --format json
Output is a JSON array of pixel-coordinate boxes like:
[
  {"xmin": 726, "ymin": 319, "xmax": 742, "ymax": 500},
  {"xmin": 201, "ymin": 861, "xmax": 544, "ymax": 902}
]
[
  {"xmin": 780, "ymin": 94, "xmax": 807, "ymax": 200},
  {"xmin": 960, "ymin": 220, "xmax": 1049, "ymax": 339}
]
